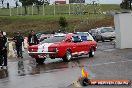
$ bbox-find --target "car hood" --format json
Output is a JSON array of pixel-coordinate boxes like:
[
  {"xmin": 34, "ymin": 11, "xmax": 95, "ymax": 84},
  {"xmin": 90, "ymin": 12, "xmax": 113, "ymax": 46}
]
[{"xmin": 101, "ymin": 32, "xmax": 115, "ymax": 37}]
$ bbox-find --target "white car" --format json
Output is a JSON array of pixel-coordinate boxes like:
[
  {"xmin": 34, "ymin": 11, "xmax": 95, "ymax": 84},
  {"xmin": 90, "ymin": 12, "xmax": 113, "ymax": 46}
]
[{"xmin": 96, "ymin": 27, "xmax": 116, "ymax": 42}]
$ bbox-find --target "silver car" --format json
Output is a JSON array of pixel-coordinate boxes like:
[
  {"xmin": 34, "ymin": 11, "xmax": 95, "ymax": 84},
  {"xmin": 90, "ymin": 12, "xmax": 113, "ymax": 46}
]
[{"xmin": 96, "ymin": 27, "xmax": 115, "ymax": 42}]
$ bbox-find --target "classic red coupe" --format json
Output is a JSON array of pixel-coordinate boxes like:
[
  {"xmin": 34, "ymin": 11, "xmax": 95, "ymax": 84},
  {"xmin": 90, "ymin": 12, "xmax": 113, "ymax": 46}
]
[{"xmin": 28, "ymin": 33, "xmax": 97, "ymax": 64}]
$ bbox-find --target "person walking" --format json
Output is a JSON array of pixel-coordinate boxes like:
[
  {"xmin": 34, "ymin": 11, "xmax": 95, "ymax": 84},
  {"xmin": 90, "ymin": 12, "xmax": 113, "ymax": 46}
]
[
  {"xmin": 13, "ymin": 32, "xmax": 24, "ymax": 58},
  {"xmin": 0, "ymin": 31, "xmax": 8, "ymax": 68},
  {"xmin": 28, "ymin": 30, "xmax": 38, "ymax": 46}
]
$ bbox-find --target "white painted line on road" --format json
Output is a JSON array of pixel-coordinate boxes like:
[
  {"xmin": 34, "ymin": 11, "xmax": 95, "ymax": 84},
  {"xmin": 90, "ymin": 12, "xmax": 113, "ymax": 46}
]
[{"xmin": 90, "ymin": 59, "xmax": 132, "ymax": 67}]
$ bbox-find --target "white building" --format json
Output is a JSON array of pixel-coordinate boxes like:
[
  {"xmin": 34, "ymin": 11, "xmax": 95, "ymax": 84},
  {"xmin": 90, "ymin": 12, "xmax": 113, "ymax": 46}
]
[{"xmin": 114, "ymin": 12, "xmax": 132, "ymax": 49}]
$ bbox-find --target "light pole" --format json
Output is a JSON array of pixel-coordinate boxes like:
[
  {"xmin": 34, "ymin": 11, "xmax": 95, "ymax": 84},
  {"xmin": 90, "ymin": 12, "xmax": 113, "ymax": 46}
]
[
  {"xmin": 43, "ymin": 0, "xmax": 45, "ymax": 16},
  {"xmin": 69, "ymin": 4, "xmax": 70, "ymax": 15},
  {"xmin": 54, "ymin": 0, "xmax": 55, "ymax": 15},
  {"xmin": 32, "ymin": 3, "xmax": 35, "ymax": 15},
  {"xmin": 14, "ymin": 0, "xmax": 19, "ymax": 15}
]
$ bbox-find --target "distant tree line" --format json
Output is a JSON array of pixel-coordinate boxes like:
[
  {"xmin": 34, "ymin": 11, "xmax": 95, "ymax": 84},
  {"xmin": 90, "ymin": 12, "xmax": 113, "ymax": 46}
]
[{"xmin": 120, "ymin": 0, "xmax": 132, "ymax": 9}]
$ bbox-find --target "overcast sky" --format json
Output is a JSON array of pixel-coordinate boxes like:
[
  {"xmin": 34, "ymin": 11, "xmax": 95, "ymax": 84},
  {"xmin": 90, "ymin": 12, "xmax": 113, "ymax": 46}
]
[{"xmin": 1, "ymin": 0, "xmax": 122, "ymax": 7}]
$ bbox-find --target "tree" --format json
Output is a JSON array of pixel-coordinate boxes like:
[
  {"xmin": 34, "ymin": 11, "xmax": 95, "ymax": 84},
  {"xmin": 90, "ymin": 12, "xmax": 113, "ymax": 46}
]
[
  {"xmin": 19, "ymin": 0, "xmax": 35, "ymax": 15},
  {"xmin": 0, "ymin": 0, "xmax": 4, "ymax": 7},
  {"xmin": 19, "ymin": 0, "xmax": 49, "ymax": 15},
  {"xmin": 120, "ymin": 0, "xmax": 132, "ymax": 9},
  {"xmin": 35, "ymin": 0, "xmax": 44, "ymax": 14},
  {"xmin": 59, "ymin": 17, "xmax": 68, "ymax": 32},
  {"xmin": 35, "ymin": 0, "xmax": 49, "ymax": 14}
]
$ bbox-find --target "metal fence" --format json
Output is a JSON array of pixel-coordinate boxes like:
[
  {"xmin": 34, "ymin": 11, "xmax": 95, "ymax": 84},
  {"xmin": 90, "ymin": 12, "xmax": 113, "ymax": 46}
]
[{"xmin": 0, "ymin": 4, "xmax": 102, "ymax": 16}]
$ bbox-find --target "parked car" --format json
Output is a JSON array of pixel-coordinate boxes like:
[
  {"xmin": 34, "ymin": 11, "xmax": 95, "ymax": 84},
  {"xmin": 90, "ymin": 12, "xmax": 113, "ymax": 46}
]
[
  {"xmin": 89, "ymin": 29, "xmax": 98, "ymax": 40},
  {"xmin": 74, "ymin": 32, "xmax": 94, "ymax": 41},
  {"xmin": 96, "ymin": 27, "xmax": 115, "ymax": 42},
  {"xmin": 28, "ymin": 33, "xmax": 97, "ymax": 64}
]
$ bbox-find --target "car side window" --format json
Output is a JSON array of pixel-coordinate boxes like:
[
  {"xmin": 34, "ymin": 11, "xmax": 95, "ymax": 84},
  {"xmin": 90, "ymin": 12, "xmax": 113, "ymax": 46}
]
[{"xmin": 72, "ymin": 36, "xmax": 81, "ymax": 42}]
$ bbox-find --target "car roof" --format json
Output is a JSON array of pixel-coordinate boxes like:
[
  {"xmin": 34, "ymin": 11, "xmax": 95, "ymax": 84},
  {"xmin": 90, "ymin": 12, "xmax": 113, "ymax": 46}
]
[{"xmin": 54, "ymin": 33, "xmax": 77, "ymax": 38}]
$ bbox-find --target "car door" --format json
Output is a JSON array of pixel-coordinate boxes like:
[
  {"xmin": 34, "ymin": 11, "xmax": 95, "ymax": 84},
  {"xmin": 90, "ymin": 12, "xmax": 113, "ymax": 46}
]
[{"xmin": 72, "ymin": 36, "xmax": 85, "ymax": 55}]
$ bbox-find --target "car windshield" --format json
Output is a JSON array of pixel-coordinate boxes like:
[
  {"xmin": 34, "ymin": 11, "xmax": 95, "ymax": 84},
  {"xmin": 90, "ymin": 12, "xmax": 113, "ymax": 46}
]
[
  {"xmin": 75, "ymin": 32, "xmax": 89, "ymax": 36},
  {"xmin": 101, "ymin": 28, "xmax": 114, "ymax": 33},
  {"xmin": 40, "ymin": 36, "xmax": 66, "ymax": 43}
]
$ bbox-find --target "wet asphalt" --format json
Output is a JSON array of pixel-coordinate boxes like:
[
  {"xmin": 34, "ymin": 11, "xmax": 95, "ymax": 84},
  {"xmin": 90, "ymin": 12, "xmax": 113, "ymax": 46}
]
[{"xmin": 0, "ymin": 41, "xmax": 132, "ymax": 88}]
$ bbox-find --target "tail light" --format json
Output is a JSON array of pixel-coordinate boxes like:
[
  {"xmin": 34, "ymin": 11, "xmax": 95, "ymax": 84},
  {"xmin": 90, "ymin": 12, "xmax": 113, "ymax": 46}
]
[{"xmin": 28, "ymin": 45, "xmax": 38, "ymax": 52}]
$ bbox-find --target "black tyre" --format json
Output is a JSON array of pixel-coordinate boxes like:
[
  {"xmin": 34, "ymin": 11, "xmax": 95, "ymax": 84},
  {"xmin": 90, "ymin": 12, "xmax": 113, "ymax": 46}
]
[
  {"xmin": 63, "ymin": 50, "xmax": 72, "ymax": 62},
  {"xmin": 79, "ymin": 77, "xmax": 91, "ymax": 86},
  {"xmin": 35, "ymin": 58, "xmax": 45, "ymax": 65},
  {"xmin": 89, "ymin": 48, "xmax": 95, "ymax": 58},
  {"xmin": 101, "ymin": 37, "xmax": 104, "ymax": 42},
  {"xmin": 110, "ymin": 39, "xmax": 113, "ymax": 41},
  {"xmin": 96, "ymin": 39, "xmax": 99, "ymax": 42}
]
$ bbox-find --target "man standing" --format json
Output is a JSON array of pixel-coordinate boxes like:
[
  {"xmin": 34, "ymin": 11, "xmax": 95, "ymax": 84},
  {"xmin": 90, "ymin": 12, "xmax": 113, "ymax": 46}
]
[
  {"xmin": 13, "ymin": 32, "xmax": 24, "ymax": 58},
  {"xmin": 28, "ymin": 30, "xmax": 38, "ymax": 46},
  {"xmin": 0, "ymin": 31, "xmax": 7, "ymax": 68}
]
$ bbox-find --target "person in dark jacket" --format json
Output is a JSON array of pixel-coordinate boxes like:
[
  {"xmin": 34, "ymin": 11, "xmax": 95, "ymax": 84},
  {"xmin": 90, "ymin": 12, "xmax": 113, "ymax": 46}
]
[
  {"xmin": 28, "ymin": 30, "xmax": 38, "ymax": 46},
  {"xmin": 13, "ymin": 32, "xmax": 24, "ymax": 58},
  {"xmin": 0, "ymin": 31, "xmax": 7, "ymax": 67}
]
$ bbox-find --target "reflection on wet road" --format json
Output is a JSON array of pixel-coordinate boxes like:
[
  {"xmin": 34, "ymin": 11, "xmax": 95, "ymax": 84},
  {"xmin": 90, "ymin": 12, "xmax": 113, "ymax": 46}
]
[{"xmin": 0, "ymin": 42, "xmax": 132, "ymax": 88}]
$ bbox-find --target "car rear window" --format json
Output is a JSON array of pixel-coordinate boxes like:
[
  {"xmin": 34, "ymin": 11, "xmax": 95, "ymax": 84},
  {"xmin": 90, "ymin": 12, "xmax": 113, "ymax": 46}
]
[{"xmin": 40, "ymin": 36, "xmax": 66, "ymax": 43}]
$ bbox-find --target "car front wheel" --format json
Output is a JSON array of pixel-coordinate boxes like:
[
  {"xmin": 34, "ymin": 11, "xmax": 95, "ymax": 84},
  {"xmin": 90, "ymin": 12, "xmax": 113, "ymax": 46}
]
[
  {"xmin": 101, "ymin": 37, "xmax": 104, "ymax": 42},
  {"xmin": 35, "ymin": 58, "xmax": 45, "ymax": 65},
  {"xmin": 89, "ymin": 48, "xmax": 95, "ymax": 57},
  {"xmin": 63, "ymin": 50, "xmax": 72, "ymax": 62}
]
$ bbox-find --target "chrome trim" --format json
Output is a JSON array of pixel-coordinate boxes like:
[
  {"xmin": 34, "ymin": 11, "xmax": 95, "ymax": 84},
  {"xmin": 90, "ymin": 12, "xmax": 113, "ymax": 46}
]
[{"xmin": 28, "ymin": 51, "xmax": 57, "ymax": 55}]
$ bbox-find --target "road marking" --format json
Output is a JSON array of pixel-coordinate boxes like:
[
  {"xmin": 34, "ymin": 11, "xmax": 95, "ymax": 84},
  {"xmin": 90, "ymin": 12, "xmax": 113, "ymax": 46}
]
[{"xmin": 89, "ymin": 59, "xmax": 132, "ymax": 67}]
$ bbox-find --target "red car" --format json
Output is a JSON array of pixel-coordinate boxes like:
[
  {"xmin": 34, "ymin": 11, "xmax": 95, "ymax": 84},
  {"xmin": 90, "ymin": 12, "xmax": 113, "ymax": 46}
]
[{"xmin": 28, "ymin": 33, "xmax": 97, "ymax": 64}]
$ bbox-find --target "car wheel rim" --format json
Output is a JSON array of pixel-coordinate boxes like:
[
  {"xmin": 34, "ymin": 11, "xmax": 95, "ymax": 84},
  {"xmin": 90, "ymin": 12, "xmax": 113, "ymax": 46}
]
[
  {"xmin": 92, "ymin": 51, "xmax": 95, "ymax": 55},
  {"xmin": 67, "ymin": 52, "xmax": 71, "ymax": 60}
]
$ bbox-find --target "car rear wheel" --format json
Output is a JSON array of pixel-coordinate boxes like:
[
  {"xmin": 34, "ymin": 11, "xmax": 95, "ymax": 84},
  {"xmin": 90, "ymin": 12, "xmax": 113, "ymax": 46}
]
[
  {"xmin": 35, "ymin": 58, "xmax": 45, "ymax": 65},
  {"xmin": 89, "ymin": 48, "xmax": 95, "ymax": 58},
  {"xmin": 63, "ymin": 50, "xmax": 72, "ymax": 62}
]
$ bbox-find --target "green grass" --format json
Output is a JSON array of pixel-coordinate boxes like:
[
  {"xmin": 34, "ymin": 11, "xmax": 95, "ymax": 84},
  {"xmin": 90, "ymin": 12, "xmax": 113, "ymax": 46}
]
[
  {"xmin": 0, "ymin": 4, "xmax": 120, "ymax": 37},
  {"xmin": 0, "ymin": 14, "xmax": 106, "ymax": 22},
  {"xmin": 0, "ymin": 4, "xmax": 122, "ymax": 16}
]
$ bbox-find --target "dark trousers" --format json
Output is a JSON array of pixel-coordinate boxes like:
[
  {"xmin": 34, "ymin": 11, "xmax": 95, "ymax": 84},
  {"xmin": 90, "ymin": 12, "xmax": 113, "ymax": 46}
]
[
  {"xmin": 16, "ymin": 46, "xmax": 23, "ymax": 58},
  {"xmin": 0, "ymin": 49, "xmax": 7, "ymax": 66}
]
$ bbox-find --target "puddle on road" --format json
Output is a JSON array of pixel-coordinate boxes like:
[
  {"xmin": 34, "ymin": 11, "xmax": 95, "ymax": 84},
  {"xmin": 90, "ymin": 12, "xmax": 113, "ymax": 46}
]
[{"xmin": 0, "ymin": 55, "xmax": 97, "ymax": 88}]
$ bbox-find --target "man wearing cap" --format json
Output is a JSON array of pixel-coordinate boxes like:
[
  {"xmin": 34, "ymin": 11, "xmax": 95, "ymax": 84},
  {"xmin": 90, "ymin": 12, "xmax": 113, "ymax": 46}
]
[
  {"xmin": 13, "ymin": 32, "xmax": 24, "ymax": 58},
  {"xmin": 0, "ymin": 31, "xmax": 8, "ymax": 68}
]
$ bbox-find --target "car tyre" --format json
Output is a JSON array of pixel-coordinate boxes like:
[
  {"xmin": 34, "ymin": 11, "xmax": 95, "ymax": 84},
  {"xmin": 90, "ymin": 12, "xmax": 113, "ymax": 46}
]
[
  {"xmin": 110, "ymin": 39, "xmax": 113, "ymax": 41},
  {"xmin": 63, "ymin": 50, "xmax": 72, "ymax": 62},
  {"xmin": 35, "ymin": 58, "xmax": 45, "ymax": 65},
  {"xmin": 96, "ymin": 39, "xmax": 99, "ymax": 42},
  {"xmin": 101, "ymin": 37, "xmax": 104, "ymax": 42},
  {"xmin": 89, "ymin": 48, "xmax": 94, "ymax": 58}
]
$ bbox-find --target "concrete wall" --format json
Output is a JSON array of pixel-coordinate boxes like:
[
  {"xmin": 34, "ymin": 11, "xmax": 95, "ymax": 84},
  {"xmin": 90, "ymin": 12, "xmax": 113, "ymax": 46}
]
[{"xmin": 114, "ymin": 13, "xmax": 132, "ymax": 49}]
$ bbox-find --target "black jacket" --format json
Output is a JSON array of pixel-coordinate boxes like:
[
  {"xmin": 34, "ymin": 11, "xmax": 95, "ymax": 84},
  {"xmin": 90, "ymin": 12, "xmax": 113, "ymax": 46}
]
[
  {"xmin": 0, "ymin": 36, "xmax": 7, "ymax": 49},
  {"xmin": 13, "ymin": 35, "xmax": 24, "ymax": 46},
  {"xmin": 28, "ymin": 35, "xmax": 38, "ymax": 45}
]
